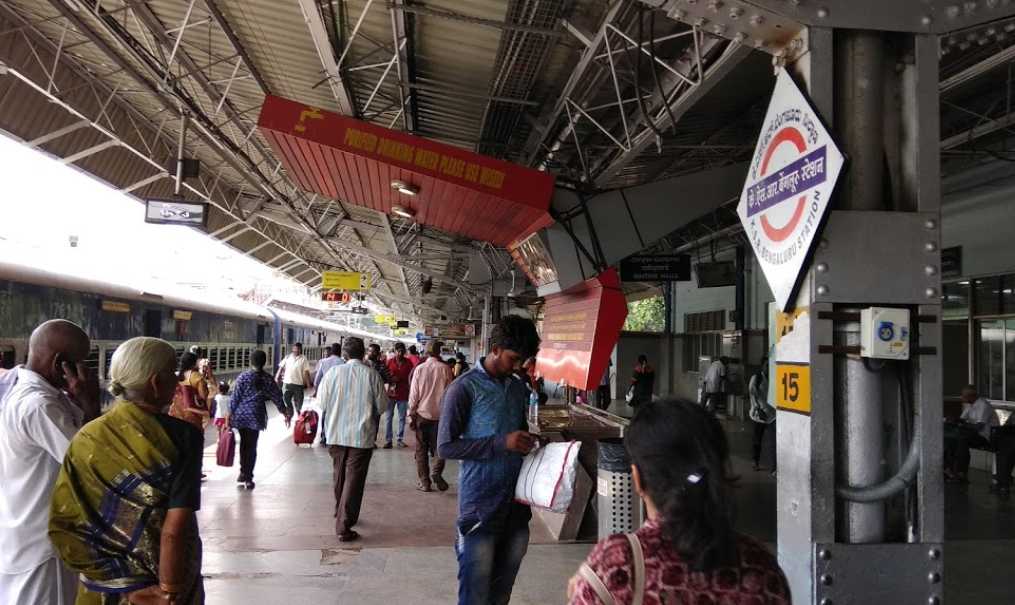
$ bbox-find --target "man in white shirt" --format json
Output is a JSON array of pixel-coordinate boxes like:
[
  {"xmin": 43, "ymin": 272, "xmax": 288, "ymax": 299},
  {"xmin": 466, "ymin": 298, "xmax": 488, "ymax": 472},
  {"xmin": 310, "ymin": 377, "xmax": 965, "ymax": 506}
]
[
  {"xmin": 0, "ymin": 320, "xmax": 99, "ymax": 604},
  {"xmin": 313, "ymin": 343, "xmax": 346, "ymax": 445},
  {"xmin": 702, "ymin": 357, "xmax": 728, "ymax": 415},
  {"xmin": 408, "ymin": 341, "xmax": 455, "ymax": 492},
  {"xmin": 276, "ymin": 342, "xmax": 311, "ymax": 419},
  {"xmin": 944, "ymin": 384, "xmax": 999, "ymax": 482}
]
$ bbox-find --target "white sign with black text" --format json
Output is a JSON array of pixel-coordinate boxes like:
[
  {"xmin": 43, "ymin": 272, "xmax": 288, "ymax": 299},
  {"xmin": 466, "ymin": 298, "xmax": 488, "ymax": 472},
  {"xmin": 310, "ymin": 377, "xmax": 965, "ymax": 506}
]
[{"xmin": 737, "ymin": 68, "xmax": 844, "ymax": 311}]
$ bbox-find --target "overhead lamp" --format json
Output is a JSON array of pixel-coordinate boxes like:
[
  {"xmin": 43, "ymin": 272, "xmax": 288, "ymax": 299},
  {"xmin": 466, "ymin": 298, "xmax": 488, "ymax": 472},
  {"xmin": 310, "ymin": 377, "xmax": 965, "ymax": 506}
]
[
  {"xmin": 391, "ymin": 204, "xmax": 417, "ymax": 219},
  {"xmin": 391, "ymin": 180, "xmax": 419, "ymax": 196}
]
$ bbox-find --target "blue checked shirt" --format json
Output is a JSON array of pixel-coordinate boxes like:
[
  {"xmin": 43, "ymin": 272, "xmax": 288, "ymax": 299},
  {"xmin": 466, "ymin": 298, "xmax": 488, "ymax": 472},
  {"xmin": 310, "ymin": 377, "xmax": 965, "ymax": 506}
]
[{"xmin": 317, "ymin": 359, "xmax": 387, "ymax": 449}]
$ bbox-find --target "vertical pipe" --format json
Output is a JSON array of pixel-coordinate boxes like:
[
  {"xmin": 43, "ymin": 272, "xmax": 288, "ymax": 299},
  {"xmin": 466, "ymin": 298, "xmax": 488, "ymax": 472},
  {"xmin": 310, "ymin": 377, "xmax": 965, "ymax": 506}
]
[
  {"xmin": 835, "ymin": 30, "xmax": 886, "ymax": 211},
  {"xmin": 835, "ymin": 318, "xmax": 886, "ymax": 542},
  {"xmin": 834, "ymin": 30, "xmax": 887, "ymax": 543},
  {"xmin": 175, "ymin": 113, "xmax": 187, "ymax": 196}
]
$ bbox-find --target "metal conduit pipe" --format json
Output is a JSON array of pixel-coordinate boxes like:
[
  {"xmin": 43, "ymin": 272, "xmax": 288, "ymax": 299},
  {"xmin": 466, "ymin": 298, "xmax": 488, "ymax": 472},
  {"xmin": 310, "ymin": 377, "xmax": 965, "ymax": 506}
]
[{"xmin": 837, "ymin": 420, "xmax": 921, "ymax": 503}]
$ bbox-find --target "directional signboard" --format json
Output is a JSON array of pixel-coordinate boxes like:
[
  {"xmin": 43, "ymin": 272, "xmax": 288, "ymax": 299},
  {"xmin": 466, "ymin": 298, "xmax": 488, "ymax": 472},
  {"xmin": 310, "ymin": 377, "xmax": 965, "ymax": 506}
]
[
  {"xmin": 322, "ymin": 271, "xmax": 370, "ymax": 291},
  {"xmin": 619, "ymin": 254, "xmax": 691, "ymax": 282},
  {"xmin": 737, "ymin": 68, "xmax": 844, "ymax": 312}
]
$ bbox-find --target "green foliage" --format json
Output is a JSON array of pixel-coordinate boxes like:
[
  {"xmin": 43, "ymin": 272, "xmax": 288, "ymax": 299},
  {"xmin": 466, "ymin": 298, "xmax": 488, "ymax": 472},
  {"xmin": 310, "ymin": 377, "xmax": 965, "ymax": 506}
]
[{"xmin": 623, "ymin": 295, "xmax": 665, "ymax": 333}]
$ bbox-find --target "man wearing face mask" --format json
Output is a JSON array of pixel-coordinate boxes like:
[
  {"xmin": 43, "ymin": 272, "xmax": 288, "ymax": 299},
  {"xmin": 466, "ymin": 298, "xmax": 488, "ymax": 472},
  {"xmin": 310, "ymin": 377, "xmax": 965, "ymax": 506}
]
[{"xmin": 0, "ymin": 319, "xmax": 99, "ymax": 604}]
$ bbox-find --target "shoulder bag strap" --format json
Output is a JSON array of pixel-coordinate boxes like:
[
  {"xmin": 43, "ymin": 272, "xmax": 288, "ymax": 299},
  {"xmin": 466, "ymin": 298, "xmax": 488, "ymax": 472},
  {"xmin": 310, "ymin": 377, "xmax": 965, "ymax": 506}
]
[
  {"xmin": 624, "ymin": 533, "xmax": 646, "ymax": 605},
  {"xmin": 577, "ymin": 563, "xmax": 614, "ymax": 605}
]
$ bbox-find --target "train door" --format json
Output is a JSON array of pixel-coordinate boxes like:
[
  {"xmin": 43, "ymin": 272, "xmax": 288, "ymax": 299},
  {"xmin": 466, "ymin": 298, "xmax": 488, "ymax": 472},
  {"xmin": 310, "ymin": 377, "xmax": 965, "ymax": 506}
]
[
  {"xmin": 143, "ymin": 310, "xmax": 162, "ymax": 338},
  {"xmin": 256, "ymin": 324, "xmax": 267, "ymax": 346}
]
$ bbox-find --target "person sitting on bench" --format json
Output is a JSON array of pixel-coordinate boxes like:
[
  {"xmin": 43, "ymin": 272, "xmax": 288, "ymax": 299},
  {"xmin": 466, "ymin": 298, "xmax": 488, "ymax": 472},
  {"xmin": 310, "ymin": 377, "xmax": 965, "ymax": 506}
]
[{"xmin": 944, "ymin": 385, "xmax": 999, "ymax": 483}]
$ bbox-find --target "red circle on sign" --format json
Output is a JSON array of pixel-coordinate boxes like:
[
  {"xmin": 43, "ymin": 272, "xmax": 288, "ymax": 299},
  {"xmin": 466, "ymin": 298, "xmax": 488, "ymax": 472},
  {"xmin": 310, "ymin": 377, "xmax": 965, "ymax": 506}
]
[{"xmin": 759, "ymin": 127, "xmax": 808, "ymax": 243}]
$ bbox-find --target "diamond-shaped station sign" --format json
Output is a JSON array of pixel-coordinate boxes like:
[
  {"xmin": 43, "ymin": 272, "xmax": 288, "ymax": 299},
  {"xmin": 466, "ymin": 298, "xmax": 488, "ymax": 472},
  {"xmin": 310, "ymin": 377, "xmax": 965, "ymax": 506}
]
[{"xmin": 737, "ymin": 68, "xmax": 845, "ymax": 312}]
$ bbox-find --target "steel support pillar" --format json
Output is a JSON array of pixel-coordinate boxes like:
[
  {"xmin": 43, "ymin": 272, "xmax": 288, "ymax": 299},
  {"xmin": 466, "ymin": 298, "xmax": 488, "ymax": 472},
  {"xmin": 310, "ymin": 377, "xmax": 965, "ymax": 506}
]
[{"xmin": 775, "ymin": 26, "xmax": 944, "ymax": 604}]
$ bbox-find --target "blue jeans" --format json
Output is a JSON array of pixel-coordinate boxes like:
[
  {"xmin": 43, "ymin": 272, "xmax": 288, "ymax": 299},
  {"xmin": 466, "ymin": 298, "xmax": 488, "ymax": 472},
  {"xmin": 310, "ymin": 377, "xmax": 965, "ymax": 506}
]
[
  {"xmin": 454, "ymin": 503, "xmax": 531, "ymax": 605},
  {"xmin": 385, "ymin": 399, "xmax": 408, "ymax": 443}
]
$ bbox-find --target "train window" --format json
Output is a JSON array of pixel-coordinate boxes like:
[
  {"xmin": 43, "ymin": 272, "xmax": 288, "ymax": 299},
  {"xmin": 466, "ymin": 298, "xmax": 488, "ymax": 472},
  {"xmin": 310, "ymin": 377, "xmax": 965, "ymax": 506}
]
[
  {"xmin": 256, "ymin": 324, "xmax": 267, "ymax": 346},
  {"xmin": 175, "ymin": 348, "xmax": 185, "ymax": 364},
  {"xmin": 228, "ymin": 348, "xmax": 237, "ymax": 369},
  {"xmin": 83, "ymin": 347, "xmax": 99, "ymax": 377},
  {"xmin": 104, "ymin": 347, "xmax": 116, "ymax": 379},
  {"xmin": 209, "ymin": 348, "xmax": 219, "ymax": 371},
  {"xmin": 242, "ymin": 348, "xmax": 250, "ymax": 368},
  {"xmin": 287, "ymin": 328, "xmax": 295, "ymax": 346},
  {"xmin": 0, "ymin": 346, "xmax": 15, "ymax": 370}
]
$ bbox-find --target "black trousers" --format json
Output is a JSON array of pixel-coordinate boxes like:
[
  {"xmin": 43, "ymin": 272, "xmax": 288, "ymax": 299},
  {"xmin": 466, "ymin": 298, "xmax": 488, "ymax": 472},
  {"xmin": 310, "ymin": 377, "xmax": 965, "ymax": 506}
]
[
  {"xmin": 238, "ymin": 428, "xmax": 260, "ymax": 481},
  {"xmin": 752, "ymin": 421, "xmax": 768, "ymax": 466},
  {"xmin": 944, "ymin": 424, "xmax": 990, "ymax": 476},
  {"xmin": 995, "ymin": 433, "xmax": 1015, "ymax": 488}
]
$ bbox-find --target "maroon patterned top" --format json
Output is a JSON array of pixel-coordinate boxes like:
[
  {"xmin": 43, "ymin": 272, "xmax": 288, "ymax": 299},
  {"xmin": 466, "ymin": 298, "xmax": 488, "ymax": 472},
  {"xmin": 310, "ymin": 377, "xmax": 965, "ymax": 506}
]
[{"xmin": 570, "ymin": 519, "xmax": 791, "ymax": 605}]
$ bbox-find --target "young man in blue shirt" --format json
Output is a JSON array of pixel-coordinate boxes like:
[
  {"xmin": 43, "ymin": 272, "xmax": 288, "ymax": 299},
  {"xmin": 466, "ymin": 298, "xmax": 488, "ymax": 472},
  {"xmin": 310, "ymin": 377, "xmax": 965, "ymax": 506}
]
[{"xmin": 438, "ymin": 315, "xmax": 541, "ymax": 605}]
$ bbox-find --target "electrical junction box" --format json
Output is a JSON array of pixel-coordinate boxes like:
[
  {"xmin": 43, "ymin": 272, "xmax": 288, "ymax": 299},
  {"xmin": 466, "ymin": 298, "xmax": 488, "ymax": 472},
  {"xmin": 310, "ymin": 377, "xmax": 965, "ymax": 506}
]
[{"xmin": 860, "ymin": 307, "xmax": 911, "ymax": 360}]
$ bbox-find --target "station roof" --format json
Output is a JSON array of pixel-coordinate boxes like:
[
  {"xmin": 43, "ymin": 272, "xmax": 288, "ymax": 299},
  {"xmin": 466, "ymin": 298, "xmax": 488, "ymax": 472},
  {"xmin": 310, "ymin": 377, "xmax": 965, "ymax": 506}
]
[{"xmin": 0, "ymin": 0, "xmax": 1013, "ymax": 322}]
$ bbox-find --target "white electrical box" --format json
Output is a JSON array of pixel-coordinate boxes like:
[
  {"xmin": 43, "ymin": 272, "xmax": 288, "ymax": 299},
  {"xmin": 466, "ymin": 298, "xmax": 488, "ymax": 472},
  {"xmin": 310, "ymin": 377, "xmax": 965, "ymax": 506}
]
[{"xmin": 860, "ymin": 307, "xmax": 911, "ymax": 360}]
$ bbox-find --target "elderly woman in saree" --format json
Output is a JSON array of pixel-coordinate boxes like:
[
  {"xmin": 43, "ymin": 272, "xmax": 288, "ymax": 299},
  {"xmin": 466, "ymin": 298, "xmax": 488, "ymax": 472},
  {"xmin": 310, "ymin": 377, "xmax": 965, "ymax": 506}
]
[{"xmin": 49, "ymin": 337, "xmax": 204, "ymax": 604}]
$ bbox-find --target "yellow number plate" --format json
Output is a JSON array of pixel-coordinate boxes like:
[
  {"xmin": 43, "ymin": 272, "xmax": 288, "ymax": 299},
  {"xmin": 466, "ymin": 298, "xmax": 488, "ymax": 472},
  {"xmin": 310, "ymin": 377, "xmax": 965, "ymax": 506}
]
[{"xmin": 775, "ymin": 363, "xmax": 811, "ymax": 415}]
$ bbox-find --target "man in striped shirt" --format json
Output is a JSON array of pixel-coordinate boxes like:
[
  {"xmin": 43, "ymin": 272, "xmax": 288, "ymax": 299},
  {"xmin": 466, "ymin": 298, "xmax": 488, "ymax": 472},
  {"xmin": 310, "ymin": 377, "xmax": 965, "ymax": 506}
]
[{"xmin": 316, "ymin": 337, "xmax": 388, "ymax": 542}]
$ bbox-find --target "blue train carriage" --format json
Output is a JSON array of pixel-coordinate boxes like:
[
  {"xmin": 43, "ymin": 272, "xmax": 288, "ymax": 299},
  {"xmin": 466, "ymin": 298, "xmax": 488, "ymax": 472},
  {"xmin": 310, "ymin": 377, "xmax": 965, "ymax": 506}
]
[
  {"xmin": 266, "ymin": 304, "xmax": 346, "ymax": 371},
  {"xmin": 0, "ymin": 260, "xmax": 274, "ymax": 394}
]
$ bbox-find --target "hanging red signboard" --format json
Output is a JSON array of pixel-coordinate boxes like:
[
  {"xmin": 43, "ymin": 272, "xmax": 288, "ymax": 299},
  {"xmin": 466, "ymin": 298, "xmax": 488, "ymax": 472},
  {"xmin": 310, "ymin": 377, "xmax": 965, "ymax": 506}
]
[
  {"xmin": 536, "ymin": 268, "xmax": 628, "ymax": 392},
  {"xmin": 257, "ymin": 95, "xmax": 555, "ymax": 247}
]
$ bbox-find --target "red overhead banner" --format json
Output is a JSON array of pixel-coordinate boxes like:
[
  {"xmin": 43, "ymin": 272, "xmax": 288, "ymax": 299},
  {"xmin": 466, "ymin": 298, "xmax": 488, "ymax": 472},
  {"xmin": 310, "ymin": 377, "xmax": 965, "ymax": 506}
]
[
  {"xmin": 257, "ymin": 95, "xmax": 555, "ymax": 246},
  {"xmin": 536, "ymin": 268, "xmax": 628, "ymax": 392}
]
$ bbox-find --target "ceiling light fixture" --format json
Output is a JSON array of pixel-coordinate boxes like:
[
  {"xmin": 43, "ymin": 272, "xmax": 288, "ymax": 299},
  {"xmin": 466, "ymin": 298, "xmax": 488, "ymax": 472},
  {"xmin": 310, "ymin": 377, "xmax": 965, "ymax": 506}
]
[
  {"xmin": 391, "ymin": 204, "xmax": 416, "ymax": 219},
  {"xmin": 390, "ymin": 180, "xmax": 419, "ymax": 196}
]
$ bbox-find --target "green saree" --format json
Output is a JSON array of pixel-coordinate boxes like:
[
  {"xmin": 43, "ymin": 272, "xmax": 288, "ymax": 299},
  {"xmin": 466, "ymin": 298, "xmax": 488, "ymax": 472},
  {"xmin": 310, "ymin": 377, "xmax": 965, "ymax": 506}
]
[{"xmin": 49, "ymin": 400, "xmax": 203, "ymax": 604}]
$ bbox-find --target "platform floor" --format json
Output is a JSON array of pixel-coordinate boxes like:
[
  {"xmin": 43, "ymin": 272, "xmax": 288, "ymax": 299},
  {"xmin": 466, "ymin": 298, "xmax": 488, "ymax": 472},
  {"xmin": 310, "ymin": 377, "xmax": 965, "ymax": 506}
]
[{"xmin": 197, "ymin": 410, "xmax": 1015, "ymax": 604}]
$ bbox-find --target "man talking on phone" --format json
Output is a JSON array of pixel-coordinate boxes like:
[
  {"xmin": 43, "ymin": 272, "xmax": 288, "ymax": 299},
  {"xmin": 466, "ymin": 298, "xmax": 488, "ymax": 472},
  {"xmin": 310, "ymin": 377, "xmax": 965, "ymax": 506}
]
[
  {"xmin": 0, "ymin": 319, "xmax": 100, "ymax": 604},
  {"xmin": 438, "ymin": 315, "xmax": 541, "ymax": 605}
]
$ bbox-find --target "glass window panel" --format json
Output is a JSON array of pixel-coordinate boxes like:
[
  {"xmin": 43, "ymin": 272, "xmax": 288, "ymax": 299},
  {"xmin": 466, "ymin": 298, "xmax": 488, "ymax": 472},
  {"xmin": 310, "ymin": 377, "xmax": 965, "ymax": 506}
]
[
  {"xmin": 974, "ymin": 277, "xmax": 1002, "ymax": 316},
  {"xmin": 1002, "ymin": 274, "xmax": 1015, "ymax": 316},
  {"xmin": 1007, "ymin": 319, "xmax": 1015, "ymax": 403},
  {"xmin": 979, "ymin": 320, "xmax": 1005, "ymax": 401},
  {"xmin": 942, "ymin": 281, "xmax": 970, "ymax": 321}
]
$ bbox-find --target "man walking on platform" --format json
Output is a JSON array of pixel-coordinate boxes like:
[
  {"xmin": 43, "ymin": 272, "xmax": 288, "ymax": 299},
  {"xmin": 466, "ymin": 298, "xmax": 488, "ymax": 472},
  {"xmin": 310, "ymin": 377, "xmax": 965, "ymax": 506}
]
[
  {"xmin": 0, "ymin": 320, "xmax": 100, "ymax": 604},
  {"xmin": 438, "ymin": 316, "xmax": 541, "ymax": 605},
  {"xmin": 384, "ymin": 342, "xmax": 413, "ymax": 449},
  {"xmin": 408, "ymin": 340, "xmax": 455, "ymax": 492},
  {"xmin": 317, "ymin": 337, "xmax": 386, "ymax": 543},
  {"xmin": 276, "ymin": 342, "xmax": 311, "ymax": 419}
]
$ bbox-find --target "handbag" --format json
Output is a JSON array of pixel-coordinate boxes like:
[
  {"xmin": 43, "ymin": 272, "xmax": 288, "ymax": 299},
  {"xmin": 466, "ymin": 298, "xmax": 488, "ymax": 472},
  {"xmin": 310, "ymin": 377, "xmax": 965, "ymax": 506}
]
[
  {"xmin": 576, "ymin": 533, "xmax": 645, "ymax": 605},
  {"xmin": 216, "ymin": 428, "xmax": 236, "ymax": 467},
  {"xmin": 514, "ymin": 441, "xmax": 581, "ymax": 513}
]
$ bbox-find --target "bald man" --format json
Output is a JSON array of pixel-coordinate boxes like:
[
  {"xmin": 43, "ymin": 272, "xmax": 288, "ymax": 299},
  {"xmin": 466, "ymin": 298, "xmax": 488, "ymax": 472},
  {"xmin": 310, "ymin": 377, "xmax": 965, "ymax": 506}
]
[{"xmin": 0, "ymin": 320, "xmax": 99, "ymax": 604}]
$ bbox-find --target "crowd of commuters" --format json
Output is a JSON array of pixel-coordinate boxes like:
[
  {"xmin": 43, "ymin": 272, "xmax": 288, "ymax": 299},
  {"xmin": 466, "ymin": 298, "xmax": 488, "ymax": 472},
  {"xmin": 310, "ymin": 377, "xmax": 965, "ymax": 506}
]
[{"xmin": 0, "ymin": 315, "xmax": 812, "ymax": 605}]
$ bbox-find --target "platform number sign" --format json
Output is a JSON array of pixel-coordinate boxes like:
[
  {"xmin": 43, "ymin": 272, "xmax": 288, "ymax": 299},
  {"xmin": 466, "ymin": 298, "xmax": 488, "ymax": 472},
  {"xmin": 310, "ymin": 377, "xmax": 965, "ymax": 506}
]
[
  {"xmin": 737, "ymin": 68, "xmax": 845, "ymax": 312},
  {"xmin": 775, "ymin": 362, "xmax": 811, "ymax": 415}
]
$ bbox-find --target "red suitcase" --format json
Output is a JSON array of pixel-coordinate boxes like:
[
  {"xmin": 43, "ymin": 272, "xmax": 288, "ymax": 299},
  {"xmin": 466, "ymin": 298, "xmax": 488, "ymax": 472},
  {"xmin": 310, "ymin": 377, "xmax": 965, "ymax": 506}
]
[{"xmin": 293, "ymin": 410, "xmax": 319, "ymax": 446}]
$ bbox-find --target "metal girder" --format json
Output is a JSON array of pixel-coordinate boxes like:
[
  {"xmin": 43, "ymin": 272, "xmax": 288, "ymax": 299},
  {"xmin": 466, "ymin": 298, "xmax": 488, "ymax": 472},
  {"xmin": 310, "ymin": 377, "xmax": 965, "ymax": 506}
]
[
  {"xmin": 940, "ymin": 40, "xmax": 1015, "ymax": 93},
  {"xmin": 941, "ymin": 109, "xmax": 1015, "ymax": 148},
  {"xmin": 203, "ymin": 0, "xmax": 271, "ymax": 94},
  {"xmin": 6, "ymin": 6, "xmax": 322, "ymax": 283},
  {"xmin": 522, "ymin": 0, "xmax": 629, "ymax": 166},
  {"xmin": 641, "ymin": 0, "xmax": 1015, "ymax": 51},
  {"xmin": 295, "ymin": 0, "xmax": 356, "ymax": 115},
  {"xmin": 391, "ymin": 3, "xmax": 564, "ymax": 37},
  {"xmin": 592, "ymin": 38, "xmax": 750, "ymax": 187},
  {"xmin": 388, "ymin": 1, "xmax": 416, "ymax": 133}
]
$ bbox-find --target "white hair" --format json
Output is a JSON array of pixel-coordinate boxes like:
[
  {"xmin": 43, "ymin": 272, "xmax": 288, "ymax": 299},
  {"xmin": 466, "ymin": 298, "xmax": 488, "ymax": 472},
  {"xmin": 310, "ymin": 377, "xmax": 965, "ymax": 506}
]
[{"xmin": 108, "ymin": 337, "xmax": 177, "ymax": 397}]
